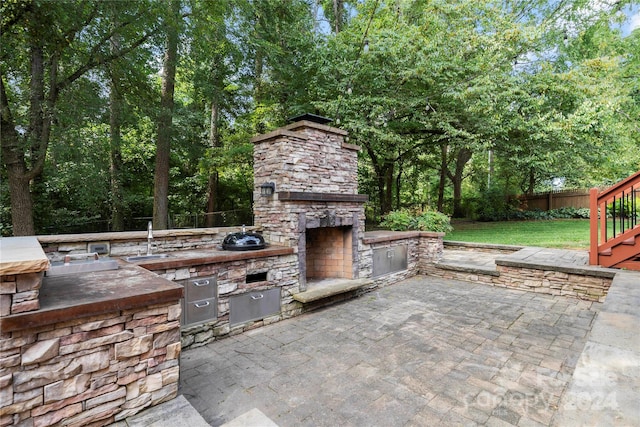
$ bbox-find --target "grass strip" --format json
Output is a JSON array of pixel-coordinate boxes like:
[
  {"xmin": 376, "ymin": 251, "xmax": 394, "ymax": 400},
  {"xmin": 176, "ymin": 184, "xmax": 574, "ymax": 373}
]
[{"xmin": 445, "ymin": 219, "xmax": 591, "ymax": 250}]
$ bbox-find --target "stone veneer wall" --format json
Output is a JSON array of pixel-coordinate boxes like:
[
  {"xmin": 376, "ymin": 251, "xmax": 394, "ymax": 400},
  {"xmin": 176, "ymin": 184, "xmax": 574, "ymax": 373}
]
[
  {"xmin": 253, "ymin": 122, "xmax": 357, "ymax": 195},
  {"xmin": 418, "ymin": 234, "xmax": 447, "ymax": 273},
  {"xmin": 443, "ymin": 240, "xmax": 522, "ymax": 255},
  {"xmin": 0, "ymin": 273, "xmax": 42, "ymax": 316},
  {"xmin": 146, "ymin": 253, "xmax": 299, "ymax": 350},
  {"xmin": 495, "ymin": 265, "xmax": 611, "ymax": 302},
  {"xmin": 0, "ymin": 301, "xmax": 181, "ymax": 427}
]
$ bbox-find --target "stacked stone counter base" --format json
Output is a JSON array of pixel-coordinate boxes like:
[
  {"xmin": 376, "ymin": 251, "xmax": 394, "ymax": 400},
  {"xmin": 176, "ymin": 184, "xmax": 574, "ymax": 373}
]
[
  {"xmin": 0, "ymin": 302, "xmax": 181, "ymax": 427},
  {"xmin": 0, "ymin": 236, "xmax": 183, "ymax": 427},
  {"xmin": 0, "ymin": 238, "xmax": 48, "ymax": 316}
]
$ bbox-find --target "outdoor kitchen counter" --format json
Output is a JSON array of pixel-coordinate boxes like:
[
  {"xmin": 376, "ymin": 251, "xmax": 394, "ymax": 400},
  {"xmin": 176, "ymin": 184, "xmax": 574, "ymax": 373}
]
[
  {"xmin": 0, "ymin": 260, "xmax": 183, "ymax": 333},
  {"xmin": 124, "ymin": 245, "xmax": 294, "ymax": 270},
  {"xmin": 363, "ymin": 230, "xmax": 444, "ymax": 244}
]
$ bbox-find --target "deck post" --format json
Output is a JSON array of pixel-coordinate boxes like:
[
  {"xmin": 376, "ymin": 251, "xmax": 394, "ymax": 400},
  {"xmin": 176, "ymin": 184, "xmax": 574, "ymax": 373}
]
[{"xmin": 589, "ymin": 187, "xmax": 599, "ymax": 266}]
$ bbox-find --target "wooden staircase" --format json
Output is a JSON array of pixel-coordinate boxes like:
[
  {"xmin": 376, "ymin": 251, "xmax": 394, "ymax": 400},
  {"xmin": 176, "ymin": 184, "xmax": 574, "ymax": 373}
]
[{"xmin": 590, "ymin": 171, "xmax": 640, "ymax": 271}]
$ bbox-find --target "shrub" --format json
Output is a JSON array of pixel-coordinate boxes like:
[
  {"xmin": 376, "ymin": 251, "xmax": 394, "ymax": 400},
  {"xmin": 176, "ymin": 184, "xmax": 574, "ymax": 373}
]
[
  {"xmin": 378, "ymin": 209, "xmax": 414, "ymax": 231},
  {"xmin": 413, "ymin": 211, "xmax": 454, "ymax": 233},
  {"xmin": 607, "ymin": 197, "xmax": 639, "ymax": 219},
  {"xmin": 379, "ymin": 209, "xmax": 453, "ymax": 233},
  {"xmin": 509, "ymin": 207, "xmax": 591, "ymax": 220},
  {"xmin": 467, "ymin": 188, "xmax": 515, "ymax": 221}
]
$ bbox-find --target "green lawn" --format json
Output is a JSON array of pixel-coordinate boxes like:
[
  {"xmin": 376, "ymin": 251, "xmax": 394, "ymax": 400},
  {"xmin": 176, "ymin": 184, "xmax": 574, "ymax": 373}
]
[{"xmin": 445, "ymin": 219, "xmax": 591, "ymax": 250}]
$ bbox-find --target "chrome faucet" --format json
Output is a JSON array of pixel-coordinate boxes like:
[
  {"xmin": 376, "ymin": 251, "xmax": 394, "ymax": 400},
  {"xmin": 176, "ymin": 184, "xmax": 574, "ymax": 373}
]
[{"xmin": 147, "ymin": 221, "xmax": 154, "ymax": 256}]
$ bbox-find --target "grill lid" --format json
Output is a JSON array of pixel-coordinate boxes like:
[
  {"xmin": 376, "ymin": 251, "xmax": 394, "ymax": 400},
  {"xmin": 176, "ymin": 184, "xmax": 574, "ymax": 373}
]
[{"xmin": 222, "ymin": 231, "xmax": 266, "ymax": 251}]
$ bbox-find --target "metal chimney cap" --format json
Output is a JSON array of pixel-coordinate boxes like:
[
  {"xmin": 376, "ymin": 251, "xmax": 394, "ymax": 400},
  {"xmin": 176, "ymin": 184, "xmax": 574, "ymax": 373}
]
[{"xmin": 287, "ymin": 113, "xmax": 333, "ymax": 125}]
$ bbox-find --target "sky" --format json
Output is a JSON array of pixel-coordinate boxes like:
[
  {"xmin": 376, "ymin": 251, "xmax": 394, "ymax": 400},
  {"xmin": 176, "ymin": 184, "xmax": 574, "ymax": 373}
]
[{"xmin": 618, "ymin": 3, "xmax": 640, "ymax": 36}]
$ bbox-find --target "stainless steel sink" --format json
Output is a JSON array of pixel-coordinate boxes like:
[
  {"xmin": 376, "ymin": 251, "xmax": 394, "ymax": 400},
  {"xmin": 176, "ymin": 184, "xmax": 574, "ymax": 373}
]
[
  {"xmin": 47, "ymin": 254, "xmax": 119, "ymax": 276},
  {"xmin": 125, "ymin": 254, "xmax": 170, "ymax": 262}
]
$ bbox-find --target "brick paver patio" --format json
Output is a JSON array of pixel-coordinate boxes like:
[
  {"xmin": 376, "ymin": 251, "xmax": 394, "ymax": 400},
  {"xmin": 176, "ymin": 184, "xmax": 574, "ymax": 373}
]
[{"xmin": 180, "ymin": 276, "xmax": 600, "ymax": 427}]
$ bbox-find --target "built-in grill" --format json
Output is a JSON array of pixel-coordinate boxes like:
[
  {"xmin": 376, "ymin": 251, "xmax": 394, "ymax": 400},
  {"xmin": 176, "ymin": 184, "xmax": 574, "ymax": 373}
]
[{"xmin": 222, "ymin": 230, "xmax": 266, "ymax": 251}]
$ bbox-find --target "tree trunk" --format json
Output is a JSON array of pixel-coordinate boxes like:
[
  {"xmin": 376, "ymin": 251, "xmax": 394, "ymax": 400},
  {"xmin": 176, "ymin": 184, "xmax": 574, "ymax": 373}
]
[
  {"xmin": 5, "ymin": 152, "xmax": 36, "ymax": 236},
  {"xmin": 109, "ymin": 90, "xmax": 125, "ymax": 231},
  {"xmin": 153, "ymin": 0, "xmax": 180, "ymax": 230},
  {"xmin": 332, "ymin": 0, "xmax": 344, "ymax": 33},
  {"xmin": 205, "ymin": 101, "xmax": 220, "ymax": 228},
  {"xmin": 437, "ymin": 144, "xmax": 447, "ymax": 212},
  {"xmin": 109, "ymin": 29, "xmax": 125, "ymax": 231},
  {"xmin": 395, "ymin": 161, "xmax": 403, "ymax": 211},
  {"xmin": 0, "ymin": 48, "xmax": 46, "ymax": 235},
  {"xmin": 526, "ymin": 167, "xmax": 536, "ymax": 195},
  {"xmin": 382, "ymin": 160, "xmax": 394, "ymax": 214},
  {"xmin": 446, "ymin": 147, "xmax": 472, "ymax": 218},
  {"xmin": 362, "ymin": 140, "xmax": 393, "ymax": 217}
]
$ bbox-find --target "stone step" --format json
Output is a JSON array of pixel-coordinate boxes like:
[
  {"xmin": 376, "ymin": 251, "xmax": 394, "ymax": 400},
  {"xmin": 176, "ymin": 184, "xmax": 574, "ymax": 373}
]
[
  {"xmin": 434, "ymin": 261, "xmax": 500, "ymax": 277},
  {"xmin": 112, "ymin": 395, "xmax": 209, "ymax": 427}
]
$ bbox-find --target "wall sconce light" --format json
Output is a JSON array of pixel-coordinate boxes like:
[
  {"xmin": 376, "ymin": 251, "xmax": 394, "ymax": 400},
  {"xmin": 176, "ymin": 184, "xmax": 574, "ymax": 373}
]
[{"xmin": 260, "ymin": 182, "xmax": 275, "ymax": 197}]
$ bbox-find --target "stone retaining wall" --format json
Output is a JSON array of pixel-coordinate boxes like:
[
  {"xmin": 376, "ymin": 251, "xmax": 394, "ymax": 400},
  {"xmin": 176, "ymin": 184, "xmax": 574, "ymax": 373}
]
[
  {"xmin": 421, "ymin": 263, "xmax": 499, "ymax": 287},
  {"xmin": 443, "ymin": 240, "xmax": 522, "ymax": 254},
  {"xmin": 0, "ymin": 302, "xmax": 181, "ymax": 427},
  {"xmin": 496, "ymin": 265, "xmax": 611, "ymax": 302},
  {"xmin": 421, "ymin": 261, "xmax": 612, "ymax": 303}
]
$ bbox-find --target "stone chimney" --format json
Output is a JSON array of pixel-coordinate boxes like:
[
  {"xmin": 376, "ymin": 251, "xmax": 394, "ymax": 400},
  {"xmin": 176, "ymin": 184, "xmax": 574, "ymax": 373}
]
[{"xmin": 251, "ymin": 115, "xmax": 368, "ymax": 290}]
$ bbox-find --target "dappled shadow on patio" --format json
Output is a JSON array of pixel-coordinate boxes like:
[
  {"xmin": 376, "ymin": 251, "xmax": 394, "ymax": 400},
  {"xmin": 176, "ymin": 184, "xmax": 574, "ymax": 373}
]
[{"xmin": 179, "ymin": 275, "xmax": 599, "ymax": 426}]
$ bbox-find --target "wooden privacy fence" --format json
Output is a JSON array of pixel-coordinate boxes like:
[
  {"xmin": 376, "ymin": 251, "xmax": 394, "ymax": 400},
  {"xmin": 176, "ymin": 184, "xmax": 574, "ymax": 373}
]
[{"xmin": 512, "ymin": 189, "xmax": 591, "ymax": 211}]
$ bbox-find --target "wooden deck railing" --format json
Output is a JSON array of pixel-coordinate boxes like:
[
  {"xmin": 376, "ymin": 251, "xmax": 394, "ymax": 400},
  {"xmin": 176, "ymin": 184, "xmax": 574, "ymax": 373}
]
[{"xmin": 590, "ymin": 170, "xmax": 640, "ymax": 266}]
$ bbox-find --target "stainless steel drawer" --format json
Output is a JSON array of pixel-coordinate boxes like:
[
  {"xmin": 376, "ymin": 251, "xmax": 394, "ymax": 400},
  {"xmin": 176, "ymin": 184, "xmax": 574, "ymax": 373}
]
[
  {"xmin": 229, "ymin": 288, "xmax": 280, "ymax": 326},
  {"xmin": 185, "ymin": 276, "xmax": 216, "ymax": 302},
  {"xmin": 184, "ymin": 297, "xmax": 217, "ymax": 326}
]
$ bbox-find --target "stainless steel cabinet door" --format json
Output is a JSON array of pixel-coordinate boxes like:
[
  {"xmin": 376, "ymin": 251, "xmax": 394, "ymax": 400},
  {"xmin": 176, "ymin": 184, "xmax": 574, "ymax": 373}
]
[
  {"xmin": 179, "ymin": 275, "xmax": 217, "ymax": 327},
  {"xmin": 229, "ymin": 288, "xmax": 281, "ymax": 326},
  {"xmin": 185, "ymin": 276, "xmax": 216, "ymax": 301},
  {"xmin": 184, "ymin": 298, "xmax": 217, "ymax": 326},
  {"xmin": 372, "ymin": 245, "xmax": 408, "ymax": 278}
]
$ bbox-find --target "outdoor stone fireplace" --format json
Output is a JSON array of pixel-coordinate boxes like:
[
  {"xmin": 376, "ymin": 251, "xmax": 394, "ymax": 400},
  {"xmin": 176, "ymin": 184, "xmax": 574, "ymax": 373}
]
[{"xmin": 252, "ymin": 114, "xmax": 368, "ymax": 291}]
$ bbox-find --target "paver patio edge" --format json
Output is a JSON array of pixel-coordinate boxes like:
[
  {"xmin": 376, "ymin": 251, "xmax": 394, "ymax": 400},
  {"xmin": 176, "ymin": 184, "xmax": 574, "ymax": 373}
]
[{"xmin": 552, "ymin": 270, "xmax": 640, "ymax": 426}]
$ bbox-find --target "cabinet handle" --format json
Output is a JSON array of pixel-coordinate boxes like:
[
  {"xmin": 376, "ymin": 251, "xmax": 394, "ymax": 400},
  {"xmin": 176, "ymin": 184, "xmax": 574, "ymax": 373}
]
[
  {"xmin": 194, "ymin": 301, "xmax": 210, "ymax": 308},
  {"xmin": 250, "ymin": 294, "xmax": 264, "ymax": 300},
  {"xmin": 193, "ymin": 280, "xmax": 210, "ymax": 287},
  {"xmin": 387, "ymin": 250, "xmax": 394, "ymax": 258},
  {"xmin": 64, "ymin": 252, "xmax": 99, "ymax": 264}
]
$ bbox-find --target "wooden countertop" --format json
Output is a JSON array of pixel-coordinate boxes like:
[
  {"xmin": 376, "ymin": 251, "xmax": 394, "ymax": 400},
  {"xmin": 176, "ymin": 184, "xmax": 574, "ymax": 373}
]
[{"xmin": 0, "ymin": 260, "xmax": 183, "ymax": 332}]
